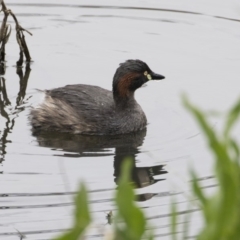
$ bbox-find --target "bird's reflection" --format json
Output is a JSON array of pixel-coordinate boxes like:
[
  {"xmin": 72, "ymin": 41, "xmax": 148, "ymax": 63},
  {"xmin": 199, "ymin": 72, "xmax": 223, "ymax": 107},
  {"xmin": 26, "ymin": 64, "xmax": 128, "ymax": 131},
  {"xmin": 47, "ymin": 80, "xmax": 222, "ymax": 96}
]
[
  {"xmin": 34, "ymin": 129, "xmax": 167, "ymax": 202},
  {"xmin": 114, "ymin": 147, "xmax": 167, "ymax": 201}
]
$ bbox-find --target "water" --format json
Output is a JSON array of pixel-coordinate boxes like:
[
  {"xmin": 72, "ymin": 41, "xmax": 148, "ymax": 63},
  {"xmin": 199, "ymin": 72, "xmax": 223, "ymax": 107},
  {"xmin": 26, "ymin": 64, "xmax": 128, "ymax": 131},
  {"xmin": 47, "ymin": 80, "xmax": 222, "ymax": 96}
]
[{"xmin": 0, "ymin": 1, "xmax": 240, "ymax": 239}]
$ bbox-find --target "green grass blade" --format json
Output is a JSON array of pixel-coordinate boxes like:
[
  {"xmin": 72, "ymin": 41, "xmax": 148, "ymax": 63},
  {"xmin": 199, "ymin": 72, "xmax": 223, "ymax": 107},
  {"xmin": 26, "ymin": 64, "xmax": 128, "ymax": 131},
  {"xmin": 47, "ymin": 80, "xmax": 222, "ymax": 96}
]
[
  {"xmin": 171, "ymin": 200, "xmax": 177, "ymax": 240},
  {"xmin": 115, "ymin": 159, "xmax": 146, "ymax": 240},
  {"xmin": 55, "ymin": 183, "xmax": 91, "ymax": 240},
  {"xmin": 183, "ymin": 96, "xmax": 240, "ymax": 240},
  {"xmin": 224, "ymin": 98, "xmax": 240, "ymax": 138}
]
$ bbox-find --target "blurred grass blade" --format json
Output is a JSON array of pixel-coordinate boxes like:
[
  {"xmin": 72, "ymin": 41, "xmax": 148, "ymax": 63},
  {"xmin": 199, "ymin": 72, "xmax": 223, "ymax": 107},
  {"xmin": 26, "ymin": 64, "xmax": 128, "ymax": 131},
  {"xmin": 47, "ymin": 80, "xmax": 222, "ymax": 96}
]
[
  {"xmin": 224, "ymin": 98, "xmax": 240, "ymax": 138},
  {"xmin": 191, "ymin": 171, "xmax": 206, "ymax": 206},
  {"xmin": 182, "ymin": 205, "xmax": 192, "ymax": 240},
  {"xmin": 115, "ymin": 158, "xmax": 146, "ymax": 240},
  {"xmin": 183, "ymin": 95, "xmax": 240, "ymax": 240},
  {"xmin": 171, "ymin": 200, "xmax": 177, "ymax": 240},
  {"xmin": 55, "ymin": 183, "xmax": 91, "ymax": 240},
  {"xmin": 228, "ymin": 138, "xmax": 240, "ymax": 161},
  {"xmin": 75, "ymin": 183, "xmax": 91, "ymax": 228}
]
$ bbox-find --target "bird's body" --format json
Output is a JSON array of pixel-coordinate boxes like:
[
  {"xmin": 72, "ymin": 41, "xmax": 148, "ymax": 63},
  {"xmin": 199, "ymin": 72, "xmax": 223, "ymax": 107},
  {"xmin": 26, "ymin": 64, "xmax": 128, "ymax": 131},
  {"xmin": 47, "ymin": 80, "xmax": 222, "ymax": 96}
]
[{"xmin": 30, "ymin": 60, "xmax": 165, "ymax": 135}]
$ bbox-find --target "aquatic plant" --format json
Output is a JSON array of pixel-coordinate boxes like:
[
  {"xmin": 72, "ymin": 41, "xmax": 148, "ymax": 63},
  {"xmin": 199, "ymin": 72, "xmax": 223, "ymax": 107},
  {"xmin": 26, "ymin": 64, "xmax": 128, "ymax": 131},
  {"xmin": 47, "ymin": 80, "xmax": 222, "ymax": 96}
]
[
  {"xmin": 55, "ymin": 97, "xmax": 240, "ymax": 240},
  {"xmin": 173, "ymin": 97, "xmax": 240, "ymax": 240},
  {"xmin": 0, "ymin": 0, "xmax": 32, "ymax": 71}
]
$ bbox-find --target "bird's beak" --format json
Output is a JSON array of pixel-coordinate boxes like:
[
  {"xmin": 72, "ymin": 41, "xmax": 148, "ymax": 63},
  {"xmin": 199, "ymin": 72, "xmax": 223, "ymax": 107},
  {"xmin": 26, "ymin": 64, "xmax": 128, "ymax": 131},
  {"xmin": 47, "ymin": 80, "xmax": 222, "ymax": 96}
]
[{"xmin": 150, "ymin": 72, "xmax": 165, "ymax": 80}]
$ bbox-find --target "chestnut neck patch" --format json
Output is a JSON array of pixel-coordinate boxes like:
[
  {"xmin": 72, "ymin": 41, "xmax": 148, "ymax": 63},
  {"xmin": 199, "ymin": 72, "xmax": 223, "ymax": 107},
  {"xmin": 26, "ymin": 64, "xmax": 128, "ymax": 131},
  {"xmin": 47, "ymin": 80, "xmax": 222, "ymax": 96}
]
[{"xmin": 116, "ymin": 72, "xmax": 140, "ymax": 98}]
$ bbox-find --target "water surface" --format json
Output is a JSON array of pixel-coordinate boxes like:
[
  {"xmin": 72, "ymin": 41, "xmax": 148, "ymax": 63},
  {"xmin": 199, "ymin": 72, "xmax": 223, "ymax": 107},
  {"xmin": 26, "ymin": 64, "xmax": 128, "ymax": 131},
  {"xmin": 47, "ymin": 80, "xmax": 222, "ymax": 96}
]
[{"xmin": 0, "ymin": 1, "xmax": 240, "ymax": 239}]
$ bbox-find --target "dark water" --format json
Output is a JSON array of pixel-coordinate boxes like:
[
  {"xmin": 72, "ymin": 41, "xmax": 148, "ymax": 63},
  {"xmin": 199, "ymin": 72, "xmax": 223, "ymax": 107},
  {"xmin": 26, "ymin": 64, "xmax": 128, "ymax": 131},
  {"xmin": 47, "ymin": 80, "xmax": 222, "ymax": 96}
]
[{"xmin": 0, "ymin": 1, "xmax": 240, "ymax": 239}]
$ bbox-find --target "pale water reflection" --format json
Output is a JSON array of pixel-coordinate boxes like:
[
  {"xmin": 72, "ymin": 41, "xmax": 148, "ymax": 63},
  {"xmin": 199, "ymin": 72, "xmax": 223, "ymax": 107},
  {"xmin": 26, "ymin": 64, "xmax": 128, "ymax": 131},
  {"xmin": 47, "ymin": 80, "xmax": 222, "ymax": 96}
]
[{"xmin": 0, "ymin": 1, "xmax": 240, "ymax": 239}]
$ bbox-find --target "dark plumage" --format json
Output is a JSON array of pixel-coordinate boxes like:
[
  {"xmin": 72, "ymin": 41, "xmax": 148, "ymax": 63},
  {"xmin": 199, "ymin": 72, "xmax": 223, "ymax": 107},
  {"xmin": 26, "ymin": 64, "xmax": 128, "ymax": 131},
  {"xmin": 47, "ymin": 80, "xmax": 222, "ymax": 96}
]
[{"xmin": 30, "ymin": 59, "xmax": 165, "ymax": 135}]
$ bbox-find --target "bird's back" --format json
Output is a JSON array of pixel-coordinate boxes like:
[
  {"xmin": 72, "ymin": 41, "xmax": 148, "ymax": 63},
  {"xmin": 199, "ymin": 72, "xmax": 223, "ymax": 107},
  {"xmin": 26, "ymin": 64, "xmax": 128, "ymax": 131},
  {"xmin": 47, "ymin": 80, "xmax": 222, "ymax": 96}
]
[{"xmin": 30, "ymin": 84, "xmax": 115, "ymax": 134}]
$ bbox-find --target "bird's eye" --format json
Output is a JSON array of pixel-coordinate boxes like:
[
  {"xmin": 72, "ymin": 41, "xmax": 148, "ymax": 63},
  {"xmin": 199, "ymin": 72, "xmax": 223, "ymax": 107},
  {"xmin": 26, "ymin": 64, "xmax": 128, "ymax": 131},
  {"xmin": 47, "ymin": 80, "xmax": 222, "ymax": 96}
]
[{"xmin": 144, "ymin": 71, "xmax": 152, "ymax": 80}]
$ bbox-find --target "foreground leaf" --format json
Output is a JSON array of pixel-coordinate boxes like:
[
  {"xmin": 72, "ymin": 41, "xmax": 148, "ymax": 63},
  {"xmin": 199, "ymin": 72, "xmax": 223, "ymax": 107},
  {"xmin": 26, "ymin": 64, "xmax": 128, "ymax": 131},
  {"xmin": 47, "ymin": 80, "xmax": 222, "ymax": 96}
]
[
  {"xmin": 115, "ymin": 159, "xmax": 146, "ymax": 240},
  {"xmin": 55, "ymin": 183, "xmax": 91, "ymax": 240}
]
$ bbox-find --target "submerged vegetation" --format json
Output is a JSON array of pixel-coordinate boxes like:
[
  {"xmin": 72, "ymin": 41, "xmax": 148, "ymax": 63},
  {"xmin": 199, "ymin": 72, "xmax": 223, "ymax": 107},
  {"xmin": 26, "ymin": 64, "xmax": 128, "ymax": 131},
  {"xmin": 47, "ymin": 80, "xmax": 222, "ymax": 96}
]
[{"xmin": 55, "ymin": 97, "xmax": 240, "ymax": 240}]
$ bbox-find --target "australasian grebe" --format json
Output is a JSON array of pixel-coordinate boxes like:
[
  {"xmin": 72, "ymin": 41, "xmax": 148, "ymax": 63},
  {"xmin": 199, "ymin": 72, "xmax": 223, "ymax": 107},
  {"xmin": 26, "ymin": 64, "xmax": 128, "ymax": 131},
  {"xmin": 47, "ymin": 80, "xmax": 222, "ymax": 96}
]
[{"xmin": 30, "ymin": 59, "xmax": 165, "ymax": 135}]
